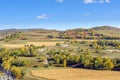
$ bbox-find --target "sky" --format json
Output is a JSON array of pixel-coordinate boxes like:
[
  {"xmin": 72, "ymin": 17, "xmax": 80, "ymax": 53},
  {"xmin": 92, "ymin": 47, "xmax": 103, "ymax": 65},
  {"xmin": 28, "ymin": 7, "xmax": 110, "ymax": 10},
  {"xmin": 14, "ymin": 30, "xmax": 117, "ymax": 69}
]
[{"xmin": 0, "ymin": 0, "xmax": 120, "ymax": 30}]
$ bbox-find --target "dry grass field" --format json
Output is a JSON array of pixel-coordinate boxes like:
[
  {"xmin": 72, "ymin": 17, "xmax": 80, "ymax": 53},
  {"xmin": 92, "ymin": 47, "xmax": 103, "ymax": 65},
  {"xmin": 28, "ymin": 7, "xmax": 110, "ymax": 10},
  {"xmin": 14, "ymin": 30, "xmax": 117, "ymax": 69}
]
[
  {"xmin": 0, "ymin": 44, "xmax": 25, "ymax": 48},
  {"xmin": 27, "ymin": 42, "xmax": 62, "ymax": 46},
  {"xmin": 0, "ymin": 42, "xmax": 63, "ymax": 48},
  {"xmin": 31, "ymin": 68, "xmax": 120, "ymax": 80}
]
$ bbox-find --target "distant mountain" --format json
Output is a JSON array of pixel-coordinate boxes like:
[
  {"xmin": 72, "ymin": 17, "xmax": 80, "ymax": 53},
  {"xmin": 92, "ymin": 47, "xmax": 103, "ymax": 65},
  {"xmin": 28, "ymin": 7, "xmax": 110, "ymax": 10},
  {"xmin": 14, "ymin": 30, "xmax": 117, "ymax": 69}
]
[
  {"xmin": 0, "ymin": 28, "xmax": 19, "ymax": 33},
  {"xmin": 0, "ymin": 26, "xmax": 119, "ymax": 33},
  {"xmin": 0, "ymin": 28, "xmax": 49, "ymax": 33},
  {"xmin": 92, "ymin": 26, "xmax": 120, "ymax": 31}
]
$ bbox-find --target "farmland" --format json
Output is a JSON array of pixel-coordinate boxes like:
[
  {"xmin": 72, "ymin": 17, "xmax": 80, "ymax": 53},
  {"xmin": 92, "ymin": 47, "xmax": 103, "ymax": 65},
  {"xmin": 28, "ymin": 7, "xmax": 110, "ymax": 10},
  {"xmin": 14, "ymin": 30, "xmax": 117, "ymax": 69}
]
[{"xmin": 31, "ymin": 68, "xmax": 120, "ymax": 80}]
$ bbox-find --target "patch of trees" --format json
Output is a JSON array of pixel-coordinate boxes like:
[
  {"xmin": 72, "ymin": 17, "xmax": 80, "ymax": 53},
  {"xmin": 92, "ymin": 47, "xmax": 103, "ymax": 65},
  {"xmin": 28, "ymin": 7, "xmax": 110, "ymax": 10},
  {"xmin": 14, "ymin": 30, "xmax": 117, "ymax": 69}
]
[
  {"xmin": 4, "ymin": 32, "xmax": 25, "ymax": 42},
  {"xmin": 83, "ymin": 55, "xmax": 114, "ymax": 70},
  {"xmin": 58, "ymin": 29, "xmax": 120, "ymax": 40},
  {"xmin": 0, "ymin": 45, "xmax": 37, "ymax": 79},
  {"xmin": 0, "ymin": 55, "xmax": 24, "ymax": 79},
  {"xmin": 97, "ymin": 40, "xmax": 120, "ymax": 49},
  {"xmin": 46, "ymin": 48, "xmax": 115, "ymax": 70},
  {"xmin": 10, "ymin": 44, "xmax": 37, "ymax": 57},
  {"xmin": 90, "ymin": 40, "xmax": 120, "ymax": 50}
]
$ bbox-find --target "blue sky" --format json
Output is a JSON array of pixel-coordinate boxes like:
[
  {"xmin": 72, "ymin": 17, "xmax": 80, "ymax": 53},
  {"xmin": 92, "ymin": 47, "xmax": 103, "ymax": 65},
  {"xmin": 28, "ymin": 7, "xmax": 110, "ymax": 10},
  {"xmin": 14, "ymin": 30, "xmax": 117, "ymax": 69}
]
[{"xmin": 0, "ymin": 0, "xmax": 120, "ymax": 30}]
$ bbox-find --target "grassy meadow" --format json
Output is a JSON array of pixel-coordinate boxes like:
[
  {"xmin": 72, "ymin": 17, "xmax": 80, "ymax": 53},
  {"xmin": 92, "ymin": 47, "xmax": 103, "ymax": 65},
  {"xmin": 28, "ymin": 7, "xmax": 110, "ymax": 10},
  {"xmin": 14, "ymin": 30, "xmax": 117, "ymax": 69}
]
[{"xmin": 31, "ymin": 68, "xmax": 120, "ymax": 80}]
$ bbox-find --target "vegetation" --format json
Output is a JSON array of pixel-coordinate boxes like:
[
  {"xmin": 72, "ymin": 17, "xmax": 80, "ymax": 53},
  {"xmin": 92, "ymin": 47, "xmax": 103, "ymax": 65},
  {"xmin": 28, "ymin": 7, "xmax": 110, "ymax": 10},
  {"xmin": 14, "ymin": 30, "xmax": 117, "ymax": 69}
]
[
  {"xmin": 0, "ymin": 26, "xmax": 120, "ymax": 42},
  {"xmin": 0, "ymin": 26, "xmax": 120, "ymax": 79},
  {"xmin": 3, "ymin": 32, "xmax": 25, "ymax": 42}
]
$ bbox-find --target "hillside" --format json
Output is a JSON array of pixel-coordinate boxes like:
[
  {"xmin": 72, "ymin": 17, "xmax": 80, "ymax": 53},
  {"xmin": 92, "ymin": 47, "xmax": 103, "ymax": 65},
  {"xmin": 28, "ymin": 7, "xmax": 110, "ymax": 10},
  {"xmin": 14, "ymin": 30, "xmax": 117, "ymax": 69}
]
[
  {"xmin": 92, "ymin": 26, "xmax": 120, "ymax": 37},
  {"xmin": 0, "ymin": 26, "xmax": 120, "ymax": 42},
  {"xmin": 59, "ymin": 26, "xmax": 120, "ymax": 39}
]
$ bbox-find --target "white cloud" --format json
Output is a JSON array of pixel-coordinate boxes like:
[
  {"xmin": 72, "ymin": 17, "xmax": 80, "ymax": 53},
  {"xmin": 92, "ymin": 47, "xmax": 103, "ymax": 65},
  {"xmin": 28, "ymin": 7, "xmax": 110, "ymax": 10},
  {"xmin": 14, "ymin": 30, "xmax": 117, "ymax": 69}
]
[
  {"xmin": 56, "ymin": 0, "xmax": 64, "ymax": 3},
  {"xmin": 37, "ymin": 13, "xmax": 49, "ymax": 19},
  {"xmin": 83, "ymin": 0, "xmax": 95, "ymax": 4},
  {"xmin": 105, "ymin": 0, "xmax": 110, "ymax": 3},
  {"xmin": 82, "ymin": 13, "xmax": 91, "ymax": 16},
  {"xmin": 83, "ymin": 0, "xmax": 110, "ymax": 4},
  {"xmin": 99, "ymin": 0, "xmax": 110, "ymax": 3}
]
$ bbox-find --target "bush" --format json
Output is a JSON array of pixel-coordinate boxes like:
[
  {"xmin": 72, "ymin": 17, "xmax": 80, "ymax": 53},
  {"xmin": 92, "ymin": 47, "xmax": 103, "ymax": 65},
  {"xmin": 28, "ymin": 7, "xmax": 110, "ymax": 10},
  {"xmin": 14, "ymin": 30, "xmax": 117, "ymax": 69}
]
[{"xmin": 11, "ymin": 66, "xmax": 23, "ymax": 79}]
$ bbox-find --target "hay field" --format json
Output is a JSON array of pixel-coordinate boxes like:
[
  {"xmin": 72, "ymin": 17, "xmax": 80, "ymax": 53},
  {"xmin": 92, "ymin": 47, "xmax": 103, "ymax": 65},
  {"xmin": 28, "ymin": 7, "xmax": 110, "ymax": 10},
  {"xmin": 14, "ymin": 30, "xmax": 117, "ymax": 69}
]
[
  {"xmin": 0, "ymin": 42, "xmax": 63, "ymax": 48},
  {"xmin": 31, "ymin": 68, "xmax": 120, "ymax": 80}
]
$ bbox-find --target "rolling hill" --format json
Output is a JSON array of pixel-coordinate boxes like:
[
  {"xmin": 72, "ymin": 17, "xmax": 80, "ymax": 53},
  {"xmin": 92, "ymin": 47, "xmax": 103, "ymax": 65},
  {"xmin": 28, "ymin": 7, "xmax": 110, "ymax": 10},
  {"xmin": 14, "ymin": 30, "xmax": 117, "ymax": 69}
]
[{"xmin": 0, "ymin": 26, "xmax": 120, "ymax": 42}]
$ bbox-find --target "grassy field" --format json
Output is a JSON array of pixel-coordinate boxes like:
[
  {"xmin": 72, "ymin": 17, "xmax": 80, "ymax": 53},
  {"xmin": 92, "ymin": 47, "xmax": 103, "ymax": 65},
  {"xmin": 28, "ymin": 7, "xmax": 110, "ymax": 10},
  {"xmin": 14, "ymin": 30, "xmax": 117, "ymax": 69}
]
[
  {"xmin": 0, "ymin": 39, "xmax": 102, "ymax": 48},
  {"xmin": 0, "ymin": 41, "xmax": 63, "ymax": 48},
  {"xmin": 31, "ymin": 68, "xmax": 120, "ymax": 80},
  {"xmin": 21, "ymin": 71, "xmax": 48, "ymax": 80}
]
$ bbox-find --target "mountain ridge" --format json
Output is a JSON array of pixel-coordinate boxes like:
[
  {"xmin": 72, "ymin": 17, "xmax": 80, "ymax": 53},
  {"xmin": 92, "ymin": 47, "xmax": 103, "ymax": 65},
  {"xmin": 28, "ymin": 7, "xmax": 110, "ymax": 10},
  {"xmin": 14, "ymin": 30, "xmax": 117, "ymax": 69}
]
[{"xmin": 0, "ymin": 26, "xmax": 120, "ymax": 32}]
